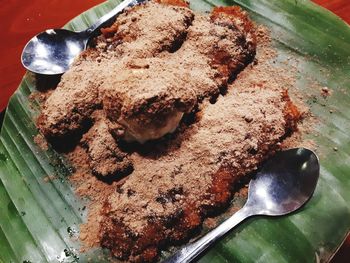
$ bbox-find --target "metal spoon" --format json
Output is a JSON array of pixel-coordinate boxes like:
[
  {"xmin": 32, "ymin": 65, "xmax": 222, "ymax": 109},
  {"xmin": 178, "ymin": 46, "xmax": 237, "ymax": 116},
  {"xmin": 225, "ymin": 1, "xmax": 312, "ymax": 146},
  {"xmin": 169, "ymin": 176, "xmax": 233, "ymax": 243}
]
[
  {"xmin": 164, "ymin": 147, "xmax": 320, "ymax": 263},
  {"xmin": 21, "ymin": 0, "xmax": 144, "ymax": 75}
]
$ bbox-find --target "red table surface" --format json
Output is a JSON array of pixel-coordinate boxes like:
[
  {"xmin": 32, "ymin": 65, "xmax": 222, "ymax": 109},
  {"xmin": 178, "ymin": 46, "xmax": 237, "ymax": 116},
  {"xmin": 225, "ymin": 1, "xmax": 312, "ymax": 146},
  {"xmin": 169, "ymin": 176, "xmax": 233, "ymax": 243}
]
[
  {"xmin": 0, "ymin": 0, "xmax": 104, "ymax": 111},
  {"xmin": 0, "ymin": 0, "xmax": 349, "ymax": 262}
]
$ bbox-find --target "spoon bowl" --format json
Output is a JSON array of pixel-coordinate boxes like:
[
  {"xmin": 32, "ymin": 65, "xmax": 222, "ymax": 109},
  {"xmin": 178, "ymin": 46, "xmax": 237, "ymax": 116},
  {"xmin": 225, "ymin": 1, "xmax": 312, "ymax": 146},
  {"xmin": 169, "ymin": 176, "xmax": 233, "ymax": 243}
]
[
  {"xmin": 21, "ymin": 0, "xmax": 144, "ymax": 75},
  {"xmin": 21, "ymin": 29, "xmax": 87, "ymax": 75},
  {"xmin": 164, "ymin": 148, "xmax": 320, "ymax": 263},
  {"xmin": 247, "ymin": 148, "xmax": 320, "ymax": 216}
]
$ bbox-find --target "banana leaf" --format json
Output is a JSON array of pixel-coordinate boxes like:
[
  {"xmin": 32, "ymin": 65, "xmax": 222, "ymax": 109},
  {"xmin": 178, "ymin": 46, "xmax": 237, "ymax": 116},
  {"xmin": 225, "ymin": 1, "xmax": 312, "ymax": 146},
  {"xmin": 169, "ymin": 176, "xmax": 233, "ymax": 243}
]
[{"xmin": 1, "ymin": 0, "xmax": 350, "ymax": 262}]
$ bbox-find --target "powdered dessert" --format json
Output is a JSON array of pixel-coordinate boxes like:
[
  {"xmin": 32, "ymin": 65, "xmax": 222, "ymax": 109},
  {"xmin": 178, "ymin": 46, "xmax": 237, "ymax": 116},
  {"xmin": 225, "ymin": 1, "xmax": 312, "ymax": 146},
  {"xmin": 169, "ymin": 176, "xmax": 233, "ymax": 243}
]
[
  {"xmin": 36, "ymin": 0, "xmax": 302, "ymax": 262},
  {"xmin": 37, "ymin": 0, "xmax": 255, "ymax": 147}
]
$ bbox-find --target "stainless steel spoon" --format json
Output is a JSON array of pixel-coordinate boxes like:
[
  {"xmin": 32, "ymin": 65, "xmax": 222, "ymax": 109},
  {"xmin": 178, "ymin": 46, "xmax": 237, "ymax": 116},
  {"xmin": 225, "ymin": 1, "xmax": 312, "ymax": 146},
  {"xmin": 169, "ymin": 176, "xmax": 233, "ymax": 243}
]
[
  {"xmin": 21, "ymin": 0, "xmax": 144, "ymax": 75},
  {"xmin": 164, "ymin": 147, "xmax": 320, "ymax": 263}
]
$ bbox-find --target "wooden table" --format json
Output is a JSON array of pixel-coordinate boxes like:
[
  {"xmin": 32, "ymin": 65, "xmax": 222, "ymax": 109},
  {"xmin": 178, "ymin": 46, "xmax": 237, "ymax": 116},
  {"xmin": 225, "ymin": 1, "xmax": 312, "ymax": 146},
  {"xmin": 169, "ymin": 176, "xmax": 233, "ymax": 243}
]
[{"xmin": 0, "ymin": 0, "xmax": 349, "ymax": 262}]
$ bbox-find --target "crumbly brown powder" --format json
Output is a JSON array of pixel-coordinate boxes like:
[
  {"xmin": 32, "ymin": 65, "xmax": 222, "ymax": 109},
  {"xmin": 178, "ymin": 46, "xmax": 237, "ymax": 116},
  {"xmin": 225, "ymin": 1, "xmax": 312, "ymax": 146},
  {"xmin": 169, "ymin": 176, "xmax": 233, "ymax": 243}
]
[
  {"xmin": 38, "ymin": 1, "xmax": 256, "ymax": 149},
  {"xmin": 98, "ymin": 2, "xmax": 194, "ymax": 58},
  {"xmin": 37, "ymin": 58, "xmax": 102, "ymax": 140},
  {"xmin": 65, "ymin": 25, "xmax": 305, "ymax": 262},
  {"xmin": 81, "ymin": 111, "xmax": 132, "ymax": 177},
  {"xmin": 34, "ymin": 1, "xmax": 307, "ymax": 262},
  {"xmin": 98, "ymin": 7, "xmax": 257, "ymax": 145},
  {"xmin": 37, "ymin": 2, "xmax": 195, "ymax": 141},
  {"xmin": 33, "ymin": 134, "xmax": 49, "ymax": 151}
]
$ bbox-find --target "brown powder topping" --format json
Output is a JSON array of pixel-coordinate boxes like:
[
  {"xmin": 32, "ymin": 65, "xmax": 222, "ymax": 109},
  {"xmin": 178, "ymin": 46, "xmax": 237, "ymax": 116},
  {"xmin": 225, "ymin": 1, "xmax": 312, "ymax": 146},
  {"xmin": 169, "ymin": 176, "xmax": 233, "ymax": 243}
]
[
  {"xmin": 37, "ymin": 58, "xmax": 102, "ymax": 141},
  {"xmin": 38, "ymin": 0, "xmax": 256, "ymax": 147},
  {"xmin": 81, "ymin": 111, "xmax": 132, "ymax": 177},
  {"xmin": 75, "ymin": 25, "xmax": 302, "ymax": 262},
  {"xmin": 37, "ymin": 2, "xmax": 195, "ymax": 142},
  {"xmin": 99, "ymin": 84, "xmax": 298, "ymax": 262},
  {"xmin": 33, "ymin": 134, "xmax": 49, "ymax": 151},
  {"xmin": 99, "ymin": 1, "xmax": 194, "ymax": 58},
  {"xmin": 34, "ymin": 1, "xmax": 306, "ymax": 262}
]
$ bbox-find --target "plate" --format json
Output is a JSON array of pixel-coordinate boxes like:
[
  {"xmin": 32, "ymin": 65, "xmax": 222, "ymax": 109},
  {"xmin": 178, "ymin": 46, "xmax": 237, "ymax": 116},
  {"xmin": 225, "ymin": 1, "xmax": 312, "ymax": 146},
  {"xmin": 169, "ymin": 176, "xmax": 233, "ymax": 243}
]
[{"xmin": 0, "ymin": 0, "xmax": 350, "ymax": 262}]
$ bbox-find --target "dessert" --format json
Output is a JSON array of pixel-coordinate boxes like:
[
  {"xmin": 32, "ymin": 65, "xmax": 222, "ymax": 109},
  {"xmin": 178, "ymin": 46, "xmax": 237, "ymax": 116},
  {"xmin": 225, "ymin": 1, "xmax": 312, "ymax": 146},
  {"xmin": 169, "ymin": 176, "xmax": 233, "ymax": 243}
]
[
  {"xmin": 38, "ymin": 0, "xmax": 255, "ymax": 145},
  {"xmin": 99, "ymin": 87, "xmax": 300, "ymax": 262},
  {"xmin": 35, "ymin": 0, "xmax": 303, "ymax": 262}
]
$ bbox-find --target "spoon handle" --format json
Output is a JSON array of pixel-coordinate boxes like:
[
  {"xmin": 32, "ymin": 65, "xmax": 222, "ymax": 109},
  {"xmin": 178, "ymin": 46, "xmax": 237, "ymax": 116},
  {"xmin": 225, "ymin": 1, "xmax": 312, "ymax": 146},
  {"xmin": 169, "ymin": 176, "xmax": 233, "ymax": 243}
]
[
  {"xmin": 84, "ymin": 0, "xmax": 145, "ymax": 35},
  {"xmin": 163, "ymin": 205, "xmax": 253, "ymax": 263}
]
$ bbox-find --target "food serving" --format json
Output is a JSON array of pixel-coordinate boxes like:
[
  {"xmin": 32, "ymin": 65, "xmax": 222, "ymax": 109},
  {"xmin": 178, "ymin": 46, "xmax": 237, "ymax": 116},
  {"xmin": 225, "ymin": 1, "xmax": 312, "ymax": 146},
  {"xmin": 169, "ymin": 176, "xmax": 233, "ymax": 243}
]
[{"xmin": 34, "ymin": 0, "xmax": 305, "ymax": 262}]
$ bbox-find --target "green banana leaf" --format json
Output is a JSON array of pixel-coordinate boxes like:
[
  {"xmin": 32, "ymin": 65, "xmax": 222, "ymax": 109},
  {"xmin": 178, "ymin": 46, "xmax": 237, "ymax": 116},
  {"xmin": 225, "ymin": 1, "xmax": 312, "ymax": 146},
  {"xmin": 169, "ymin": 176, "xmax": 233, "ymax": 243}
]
[{"xmin": 1, "ymin": 0, "xmax": 350, "ymax": 262}]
